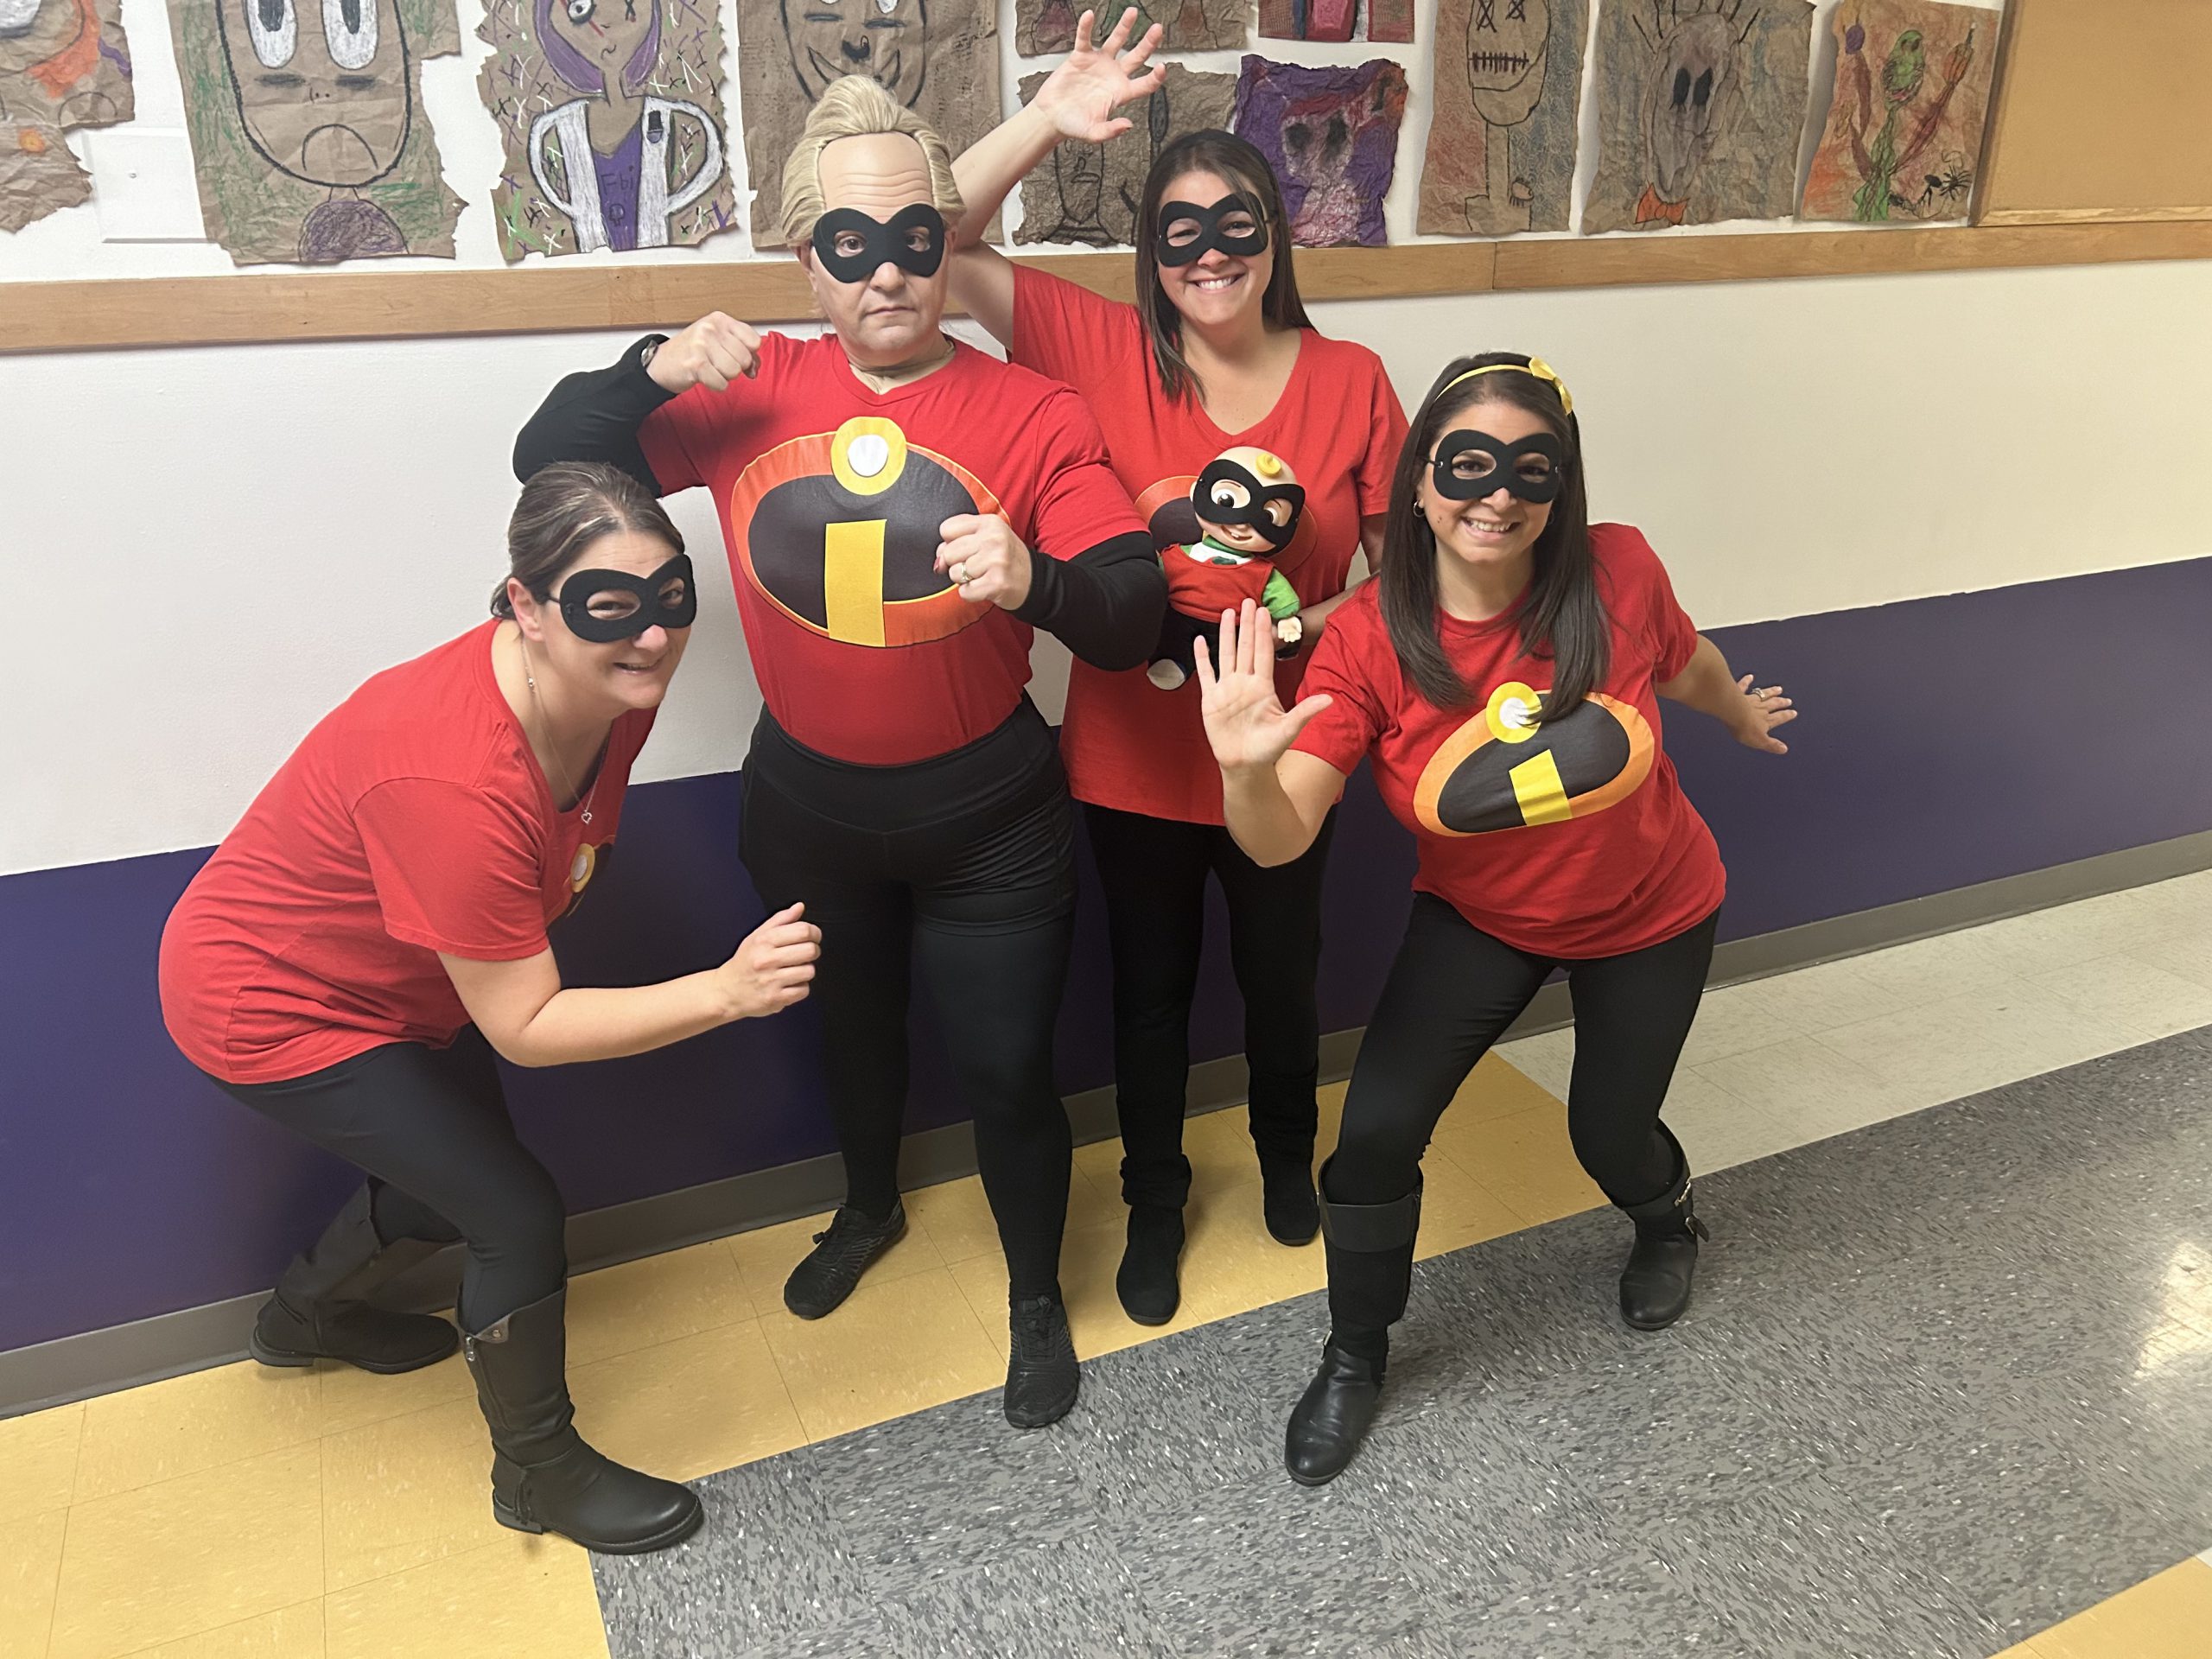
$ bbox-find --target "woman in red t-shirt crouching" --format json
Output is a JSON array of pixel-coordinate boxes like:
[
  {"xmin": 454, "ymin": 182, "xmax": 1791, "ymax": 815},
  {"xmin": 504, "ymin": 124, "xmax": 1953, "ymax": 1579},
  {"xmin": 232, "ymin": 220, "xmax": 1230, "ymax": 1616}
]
[
  {"xmin": 947, "ymin": 12, "xmax": 1408, "ymax": 1325},
  {"xmin": 157, "ymin": 462, "xmax": 821, "ymax": 1554},
  {"xmin": 1196, "ymin": 355, "xmax": 1798, "ymax": 1485}
]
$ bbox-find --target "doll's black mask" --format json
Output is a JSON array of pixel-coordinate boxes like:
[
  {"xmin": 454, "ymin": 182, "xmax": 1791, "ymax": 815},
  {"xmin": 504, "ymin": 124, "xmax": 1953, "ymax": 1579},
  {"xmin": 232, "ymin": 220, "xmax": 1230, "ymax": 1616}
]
[
  {"xmin": 1430, "ymin": 430, "xmax": 1566, "ymax": 503},
  {"xmin": 556, "ymin": 554, "xmax": 697, "ymax": 643},
  {"xmin": 1154, "ymin": 193, "xmax": 1269, "ymax": 267},
  {"xmin": 810, "ymin": 205, "xmax": 947, "ymax": 283},
  {"xmin": 1194, "ymin": 458, "xmax": 1306, "ymax": 551}
]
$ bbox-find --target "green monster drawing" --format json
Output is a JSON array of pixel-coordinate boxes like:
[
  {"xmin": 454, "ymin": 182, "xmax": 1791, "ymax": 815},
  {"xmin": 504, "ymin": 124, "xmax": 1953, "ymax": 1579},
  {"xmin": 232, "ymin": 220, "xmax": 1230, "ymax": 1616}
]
[{"xmin": 1842, "ymin": 16, "xmax": 1973, "ymax": 223}]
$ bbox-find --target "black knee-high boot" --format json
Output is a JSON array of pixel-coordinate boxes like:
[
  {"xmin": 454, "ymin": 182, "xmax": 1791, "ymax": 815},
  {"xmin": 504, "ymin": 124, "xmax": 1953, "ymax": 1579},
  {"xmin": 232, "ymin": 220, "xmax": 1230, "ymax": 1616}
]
[
  {"xmin": 249, "ymin": 1185, "xmax": 458, "ymax": 1374},
  {"xmin": 463, "ymin": 1287, "xmax": 703, "ymax": 1554},
  {"xmin": 1615, "ymin": 1123, "xmax": 1708, "ymax": 1332},
  {"xmin": 1285, "ymin": 1158, "xmax": 1421, "ymax": 1487}
]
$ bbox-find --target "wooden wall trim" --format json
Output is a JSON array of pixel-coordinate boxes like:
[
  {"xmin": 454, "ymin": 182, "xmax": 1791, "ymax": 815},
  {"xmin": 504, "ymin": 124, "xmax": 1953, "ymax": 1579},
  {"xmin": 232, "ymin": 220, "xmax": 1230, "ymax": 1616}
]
[{"xmin": 7, "ymin": 221, "xmax": 2208, "ymax": 356}]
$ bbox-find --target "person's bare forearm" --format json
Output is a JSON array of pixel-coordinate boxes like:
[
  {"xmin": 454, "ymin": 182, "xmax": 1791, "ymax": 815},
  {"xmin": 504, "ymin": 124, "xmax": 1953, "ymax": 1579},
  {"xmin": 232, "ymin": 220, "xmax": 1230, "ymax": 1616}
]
[
  {"xmin": 952, "ymin": 102, "xmax": 1062, "ymax": 246},
  {"xmin": 1657, "ymin": 635, "xmax": 1742, "ymax": 725},
  {"xmin": 1222, "ymin": 761, "xmax": 1323, "ymax": 868},
  {"xmin": 496, "ymin": 974, "xmax": 739, "ymax": 1068}
]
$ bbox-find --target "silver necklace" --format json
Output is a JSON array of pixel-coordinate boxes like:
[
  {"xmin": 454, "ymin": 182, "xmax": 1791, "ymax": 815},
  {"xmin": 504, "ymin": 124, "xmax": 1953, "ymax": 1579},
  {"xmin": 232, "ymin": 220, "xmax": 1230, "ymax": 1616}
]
[{"xmin": 519, "ymin": 636, "xmax": 601, "ymax": 825}]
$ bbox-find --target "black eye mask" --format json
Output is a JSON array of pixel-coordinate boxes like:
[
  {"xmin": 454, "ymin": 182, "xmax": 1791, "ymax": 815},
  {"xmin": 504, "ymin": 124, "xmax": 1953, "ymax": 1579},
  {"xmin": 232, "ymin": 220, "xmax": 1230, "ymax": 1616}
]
[
  {"xmin": 810, "ymin": 204, "xmax": 947, "ymax": 284},
  {"xmin": 555, "ymin": 554, "xmax": 697, "ymax": 643},
  {"xmin": 1154, "ymin": 193, "xmax": 1269, "ymax": 267},
  {"xmin": 1194, "ymin": 458, "xmax": 1306, "ymax": 552},
  {"xmin": 1430, "ymin": 429, "xmax": 1567, "ymax": 504}
]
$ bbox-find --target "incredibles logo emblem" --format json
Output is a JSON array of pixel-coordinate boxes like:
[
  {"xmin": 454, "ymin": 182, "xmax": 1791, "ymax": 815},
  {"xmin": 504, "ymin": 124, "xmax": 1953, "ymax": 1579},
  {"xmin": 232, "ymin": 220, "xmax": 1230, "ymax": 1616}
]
[
  {"xmin": 1413, "ymin": 682, "xmax": 1654, "ymax": 836},
  {"xmin": 728, "ymin": 417, "xmax": 1004, "ymax": 647}
]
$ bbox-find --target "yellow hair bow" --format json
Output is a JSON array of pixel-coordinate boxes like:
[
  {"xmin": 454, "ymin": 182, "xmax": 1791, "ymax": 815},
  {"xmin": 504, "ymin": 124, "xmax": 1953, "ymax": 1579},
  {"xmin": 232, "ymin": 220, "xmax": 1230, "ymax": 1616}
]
[{"xmin": 1440, "ymin": 355, "xmax": 1574, "ymax": 416}]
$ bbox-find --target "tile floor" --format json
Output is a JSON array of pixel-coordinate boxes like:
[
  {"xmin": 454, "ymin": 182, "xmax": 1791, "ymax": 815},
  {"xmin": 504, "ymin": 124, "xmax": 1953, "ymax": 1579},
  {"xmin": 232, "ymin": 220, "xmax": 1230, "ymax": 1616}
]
[{"xmin": 3, "ymin": 868, "xmax": 2209, "ymax": 1657}]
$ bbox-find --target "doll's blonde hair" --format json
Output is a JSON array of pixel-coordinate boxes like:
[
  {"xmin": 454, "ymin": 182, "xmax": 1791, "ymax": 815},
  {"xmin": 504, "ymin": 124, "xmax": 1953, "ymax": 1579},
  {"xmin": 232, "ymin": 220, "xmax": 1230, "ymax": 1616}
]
[{"xmin": 779, "ymin": 76, "xmax": 965, "ymax": 247}]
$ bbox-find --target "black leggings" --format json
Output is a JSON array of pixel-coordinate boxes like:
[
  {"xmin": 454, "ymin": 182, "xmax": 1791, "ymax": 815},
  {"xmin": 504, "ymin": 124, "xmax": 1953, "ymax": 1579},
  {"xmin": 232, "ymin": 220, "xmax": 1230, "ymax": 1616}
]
[
  {"xmin": 1084, "ymin": 802, "xmax": 1337, "ymax": 1209},
  {"xmin": 740, "ymin": 702, "xmax": 1077, "ymax": 1300},
  {"xmin": 1329, "ymin": 894, "xmax": 1719, "ymax": 1211},
  {"xmin": 215, "ymin": 1027, "xmax": 566, "ymax": 1331}
]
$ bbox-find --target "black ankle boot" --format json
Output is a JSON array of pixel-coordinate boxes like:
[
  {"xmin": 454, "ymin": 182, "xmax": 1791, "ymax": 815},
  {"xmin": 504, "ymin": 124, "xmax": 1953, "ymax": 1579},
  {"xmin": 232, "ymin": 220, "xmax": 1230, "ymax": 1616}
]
[
  {"xmin": 1284, "ymin": 1160, "xmax": 1421, "ymax": 1485},
  {"xmin": 1116, "ymin": 1205, "xmax": 1185, "ymax": 1325},
  {"xmin": 1617, "ymin": 1128, "xmax": 1709, "ymax": 1332},
  {"xmin": 464, "ymin": 1287, "xmax": 702, "ymax": 1554},
  {"xmin": 783, "ymin": 1198, "xmax": 906, "ymax": 1319},
  {"xmin": 249, "ymin": 1185, "xmax": 456, "ymax": 1375},
  {"xmin": 1259, "ymin": 1154, "xmax": 1320, "ymax": 1246},
  {"xmin": 1004, "ymin": 1292, "xmax": 1080, "ymax": 1428}
]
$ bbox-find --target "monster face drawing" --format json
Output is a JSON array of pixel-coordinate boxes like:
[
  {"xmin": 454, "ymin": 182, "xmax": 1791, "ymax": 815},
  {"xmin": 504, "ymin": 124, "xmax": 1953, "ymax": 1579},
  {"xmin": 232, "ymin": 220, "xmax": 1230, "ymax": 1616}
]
[
  {"xmin": 781, "ymin": 0, "xmax": 926, "ymax": 106},
  {"xmin": 216, "ymin": 0, "xmax": 410, "ymax": 187}
]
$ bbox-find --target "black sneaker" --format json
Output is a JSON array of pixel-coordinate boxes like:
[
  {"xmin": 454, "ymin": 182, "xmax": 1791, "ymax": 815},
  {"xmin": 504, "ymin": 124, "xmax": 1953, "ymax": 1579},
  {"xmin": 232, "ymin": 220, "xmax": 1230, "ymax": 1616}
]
[
  {"xmin": 1003, "ymin": 1294, "xmax": 1080, "ymax": 1429},
  {"xmin": 782, "ymin": 1200, "xmax": 906, "ymax": 1320}
]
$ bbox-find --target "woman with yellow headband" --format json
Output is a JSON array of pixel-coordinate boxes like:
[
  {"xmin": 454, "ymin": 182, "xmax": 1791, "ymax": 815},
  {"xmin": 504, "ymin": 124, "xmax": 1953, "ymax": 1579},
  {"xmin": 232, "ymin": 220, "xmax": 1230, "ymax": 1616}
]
[{"xmin": 1196, "ymin": 352, "xmax": 1797, "ymax": 1484}]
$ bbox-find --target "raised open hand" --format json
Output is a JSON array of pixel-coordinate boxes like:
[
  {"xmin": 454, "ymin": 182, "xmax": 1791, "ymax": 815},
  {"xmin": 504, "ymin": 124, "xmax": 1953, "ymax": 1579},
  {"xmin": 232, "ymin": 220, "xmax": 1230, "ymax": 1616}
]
[
  {"xmin": 1194, "ymin": 601, "xmax": 1332, "ymax": 774},
  {"xmin": 1030, "ymin": 9, "xmax": 1167, "ymax": 144}
]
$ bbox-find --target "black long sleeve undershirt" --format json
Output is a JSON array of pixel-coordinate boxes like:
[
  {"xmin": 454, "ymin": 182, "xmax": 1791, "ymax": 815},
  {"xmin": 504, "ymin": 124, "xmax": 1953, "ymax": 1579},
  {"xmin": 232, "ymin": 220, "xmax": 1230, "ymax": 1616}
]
[
  {"xmin": 1016, "ymin": 531, "xmax": 1166, "ymax": 673},
  {"xmin": 512, "ymin": 336, "xmax": 674, "ymax": 493}
]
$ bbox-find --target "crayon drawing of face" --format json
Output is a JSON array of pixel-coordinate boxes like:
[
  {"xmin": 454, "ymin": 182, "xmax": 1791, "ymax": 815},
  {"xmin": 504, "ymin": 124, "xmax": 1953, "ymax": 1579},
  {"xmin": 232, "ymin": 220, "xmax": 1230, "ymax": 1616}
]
[
  {"xmin": 539, "ymin": 0, "xmax": 661, "ymax": 99},
  {"xmin": 216, "ymin": 0, "xmax": 410, "ymax": 187},
  {"xmin": 780, "ymin": 0, "xmax": 926, "ymax": 107}
]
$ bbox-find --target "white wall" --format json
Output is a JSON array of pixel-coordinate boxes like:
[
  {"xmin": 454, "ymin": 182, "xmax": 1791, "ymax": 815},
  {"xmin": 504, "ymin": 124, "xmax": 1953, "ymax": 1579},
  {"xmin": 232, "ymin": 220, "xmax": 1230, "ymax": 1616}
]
[{"xmin": 7, "ymin": 255, "xmax": 2211, "ymax": 880}]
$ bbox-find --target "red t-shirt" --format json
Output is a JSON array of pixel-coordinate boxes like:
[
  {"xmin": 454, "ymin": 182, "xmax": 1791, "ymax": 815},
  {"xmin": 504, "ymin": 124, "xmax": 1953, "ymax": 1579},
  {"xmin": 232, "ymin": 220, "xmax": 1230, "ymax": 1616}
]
[
  {"xmin": 640, "ymin": 333, "xmax": 1144, "ymax": 766},
  {"xmin": 1012, "ymin": 265, "xmax": 1408, "ymax": 823},
  {"xmin": 1166, "ymin": 545, "xmax": 1278, "ymax": 618},
  {"xmin": 159, "ymin": 622, "xmax": 652, "ymax": 1084},
  {"xmin": 1291, "ymin": 525, "xmax": 1725, "ymax": 957}
]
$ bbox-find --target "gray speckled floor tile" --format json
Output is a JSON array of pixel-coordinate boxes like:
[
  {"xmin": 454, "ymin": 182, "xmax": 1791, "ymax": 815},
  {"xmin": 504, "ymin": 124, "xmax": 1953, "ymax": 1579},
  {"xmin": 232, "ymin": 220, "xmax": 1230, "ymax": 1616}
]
[{"xmin": 597, "ymin": 1022, "xmax": 2212, "ymax": 1659}]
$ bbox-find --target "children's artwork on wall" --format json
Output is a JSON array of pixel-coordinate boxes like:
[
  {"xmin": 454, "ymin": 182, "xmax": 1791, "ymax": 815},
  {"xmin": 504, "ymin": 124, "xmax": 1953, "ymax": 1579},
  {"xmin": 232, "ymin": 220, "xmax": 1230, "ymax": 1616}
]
[
  {"xmin": 1256, "ymin": 0, "xmax": 1411, "ymax": 46},
  {"xmin": 477, "ymin": 0, "xmax": 735, "ymax": 262},
  {"xmin": 1582, "ymin": 0, "xmax": 1814, "ymax": 232},
  {"xmin": 1014, "ymin": 61, "xmax": 1234, "ymax": 247},
  {"xmin": 1017, "ymin": 0, "xmax": 1243, "ymax": 58},
  {"xmin": 737, "ymin": 0, "xmax": 999, "ymax": 244},
  {"xmin": 1232, "ymin": 55, "xmax": 1406, "ymax": 248},
  {"xmin": 1, "ymin": 0, "xmax": 135, "ymax": 232},
  {"xmin": 1419, "ymin": 0, "xmax": 1588, "ymax": 235},
  {"xmin": 1802, "ymin": 0, "xmax": 1995, "ymax": 223},
  {"xmin": 169, "ymin": 0, "xmax": 465, "ymax": 264}
]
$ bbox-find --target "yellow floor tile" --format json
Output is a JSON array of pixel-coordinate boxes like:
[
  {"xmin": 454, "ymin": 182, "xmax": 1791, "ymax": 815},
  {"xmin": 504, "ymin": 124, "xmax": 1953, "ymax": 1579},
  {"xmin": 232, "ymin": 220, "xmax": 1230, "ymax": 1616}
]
[
  {"xmin": 726, "ymin": 1204, "xmax": 944, "ymax": 1313},
  {"xmin": 1447, "ymin": 1051, "xmax": 1567, "ymax": 1120},
  {"xmin": 758, "ymin": 1267, "xmax": 1004, "ymax": 1442},
  {"xmin": 0, "ymin": 1400, "xmax": 84, "ymax": 1522},
  {"xmin": 318, "ymin": 1397, "xmax": 503, "ymax": 1594},
  {"xmin": 0, "ymin": 1509, "xmax": 67, "ymax": 1658},
  {"xmin": 1433, "ymin": 1101, "xmax": 1607, "ymax": 1227},
  {"xmin": 314, "ymin": 1351, "xmax": 474, "ymax": 1441},
  {"xmin": 73, "ymin": 1360, "xmax": 324, "ymax": 1504},
  {"xmin": 1414, "ymin": 1154, "xmax": 1529, "ymax": 1261},
  {"xmin": 322, "ymin": 1533, "xmax": 606, "ymax": 1659},
  {"xmin": 133, "ymin": 1599, "xmax": 326, "ymax": 1657},
  {"xmin": 563, "ymin": 1239, "xmax": 756, "ymax": 1369},
  {"xmin": 2028, "ymin": 1558, "xmax": 2212, "ymax": 1659},
  {"xmin": 48, "ymin": 1443, "xmax": 322, "ymax": 1659},
  {"xmin": 569, "ymin": 1317, "xmax": 805, "ymax": 1483}
]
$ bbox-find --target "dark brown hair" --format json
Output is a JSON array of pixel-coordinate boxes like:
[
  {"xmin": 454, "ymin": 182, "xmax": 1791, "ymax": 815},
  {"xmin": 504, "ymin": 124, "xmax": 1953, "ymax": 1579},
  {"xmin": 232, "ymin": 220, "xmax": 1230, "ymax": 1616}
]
[
  {"xmin": 492, "ymin": 462, "xmax": 684, "ymax": 620},
  {"xmin": 1133, "ymin": 130, "xmax": 1313, "ymax": 404},
  {"xmin": 1377, "ymin": 353, "xmax": 1606, "ymax": 717}
]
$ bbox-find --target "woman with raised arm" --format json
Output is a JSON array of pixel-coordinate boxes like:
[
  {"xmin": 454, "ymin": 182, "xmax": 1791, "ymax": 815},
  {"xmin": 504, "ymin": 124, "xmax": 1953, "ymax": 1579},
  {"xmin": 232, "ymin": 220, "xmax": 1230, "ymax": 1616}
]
[
  {"xmin": 1196, "ymin": 354, "xmax": 1797, "ymax": 1484},
  {"xmin": 159, "ymin": 463, "xmax": 821, "ymax": 1554},
  {"xmin": 949, "ymin": 11, "xmax": 1408, "ymax": 1325}
]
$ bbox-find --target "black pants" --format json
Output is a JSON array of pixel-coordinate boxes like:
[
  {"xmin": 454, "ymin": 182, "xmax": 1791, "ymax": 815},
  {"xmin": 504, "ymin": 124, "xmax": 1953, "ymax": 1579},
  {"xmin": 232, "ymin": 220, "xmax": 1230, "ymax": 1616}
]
[
  {"xmin": 1329, "ymin": 894, "xmax": 1719, "ymax": 1211},
  {"xmin": 1085, "ymin": 802, "xmax": 1337, "ymax": 1210},
  {"xmin": 741, "ymin": 702, "xmax": 1077, "ymax": 1300},
  {"xmin": 216, "ymin": 1027, "xmax": 566, "ymax": 1331}
]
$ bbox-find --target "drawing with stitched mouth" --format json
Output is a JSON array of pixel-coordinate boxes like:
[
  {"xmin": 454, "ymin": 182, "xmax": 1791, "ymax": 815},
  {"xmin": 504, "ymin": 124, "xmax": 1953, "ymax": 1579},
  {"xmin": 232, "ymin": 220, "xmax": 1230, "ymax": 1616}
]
[
  {"xmin": 171, "ymin": 0, "xmax": 465, "ymax": 263},
  {"xmin": 738, "ymin": 0, "xmax": 998, "ymax": 244},
  {"xmin": 1419, "ymin": 0, "xmax": 1588, "ymax": 236}
]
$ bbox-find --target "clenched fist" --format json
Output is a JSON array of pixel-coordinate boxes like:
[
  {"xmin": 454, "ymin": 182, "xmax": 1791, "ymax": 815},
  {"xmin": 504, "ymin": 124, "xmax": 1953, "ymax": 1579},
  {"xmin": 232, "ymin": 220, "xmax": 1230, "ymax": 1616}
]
[
  {"xmin": 647, "ymin": 313, "xmax": 763, "ymax": 395},
  {"xmin": 717, "ymin": 902, "xmax": 820, "ymax": 1019},
  {"xmin": 934, "ymin": 514, "xmax": 1033, "ymax": 611}
]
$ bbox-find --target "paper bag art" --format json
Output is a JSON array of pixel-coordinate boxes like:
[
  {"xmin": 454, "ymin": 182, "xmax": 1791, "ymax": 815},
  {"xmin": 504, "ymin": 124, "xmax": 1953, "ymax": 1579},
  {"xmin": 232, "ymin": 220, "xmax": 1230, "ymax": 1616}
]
[
  {"xmin": 478, "ymin": 0, "xmax": 736, "ymax": 261},
  {"xmin": 1014, "ymin": 61, "xmax": 1234, "ymax": 247},
  {"xmin": 1419, "ymin": 0, "xmax": 1589, "ymax": 236},
  {"xmin": 1, "ymin": 0, "xmax": 135, "ymax": 232},
  {"xmin": 1017, "ymin": 0, "xmax": 1243, "ymax": 58},
  {"xmin": 170, "ymin": 0, "xmax": 465, "ymax": 264},
  {"xmin": 1802, "ymin": 0, "xmax": 1994, "ymax": 223},
  {"xmin": 1257, "ymin": 0, "xmax": 1411, "ymax": 45},
  {"xmin": 738, "ymin": 0, "xmax": 999, "ymax": 244},
  {"xmin": 1583, "ymin": 0, "xmax": 1815, "ymax": 233},
  {"xmin": 1232, "ymin": 56, "xmax": 1406, "ymax": 248}
]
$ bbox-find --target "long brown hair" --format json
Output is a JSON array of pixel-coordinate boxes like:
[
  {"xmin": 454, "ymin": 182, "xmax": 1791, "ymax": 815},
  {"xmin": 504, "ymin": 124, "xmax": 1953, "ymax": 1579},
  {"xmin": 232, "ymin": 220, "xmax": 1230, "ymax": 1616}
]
[
  {"xmin": 1133, "ymin": 130, "xmax": 1313, "ymax": 404},
  {"xmin": 1377, "ymin": 353, "xmax": 1606, "ymax": 717},
  {"xmin": 493, "ymin": 461, "xmax": 684, "ymax": 619}
]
